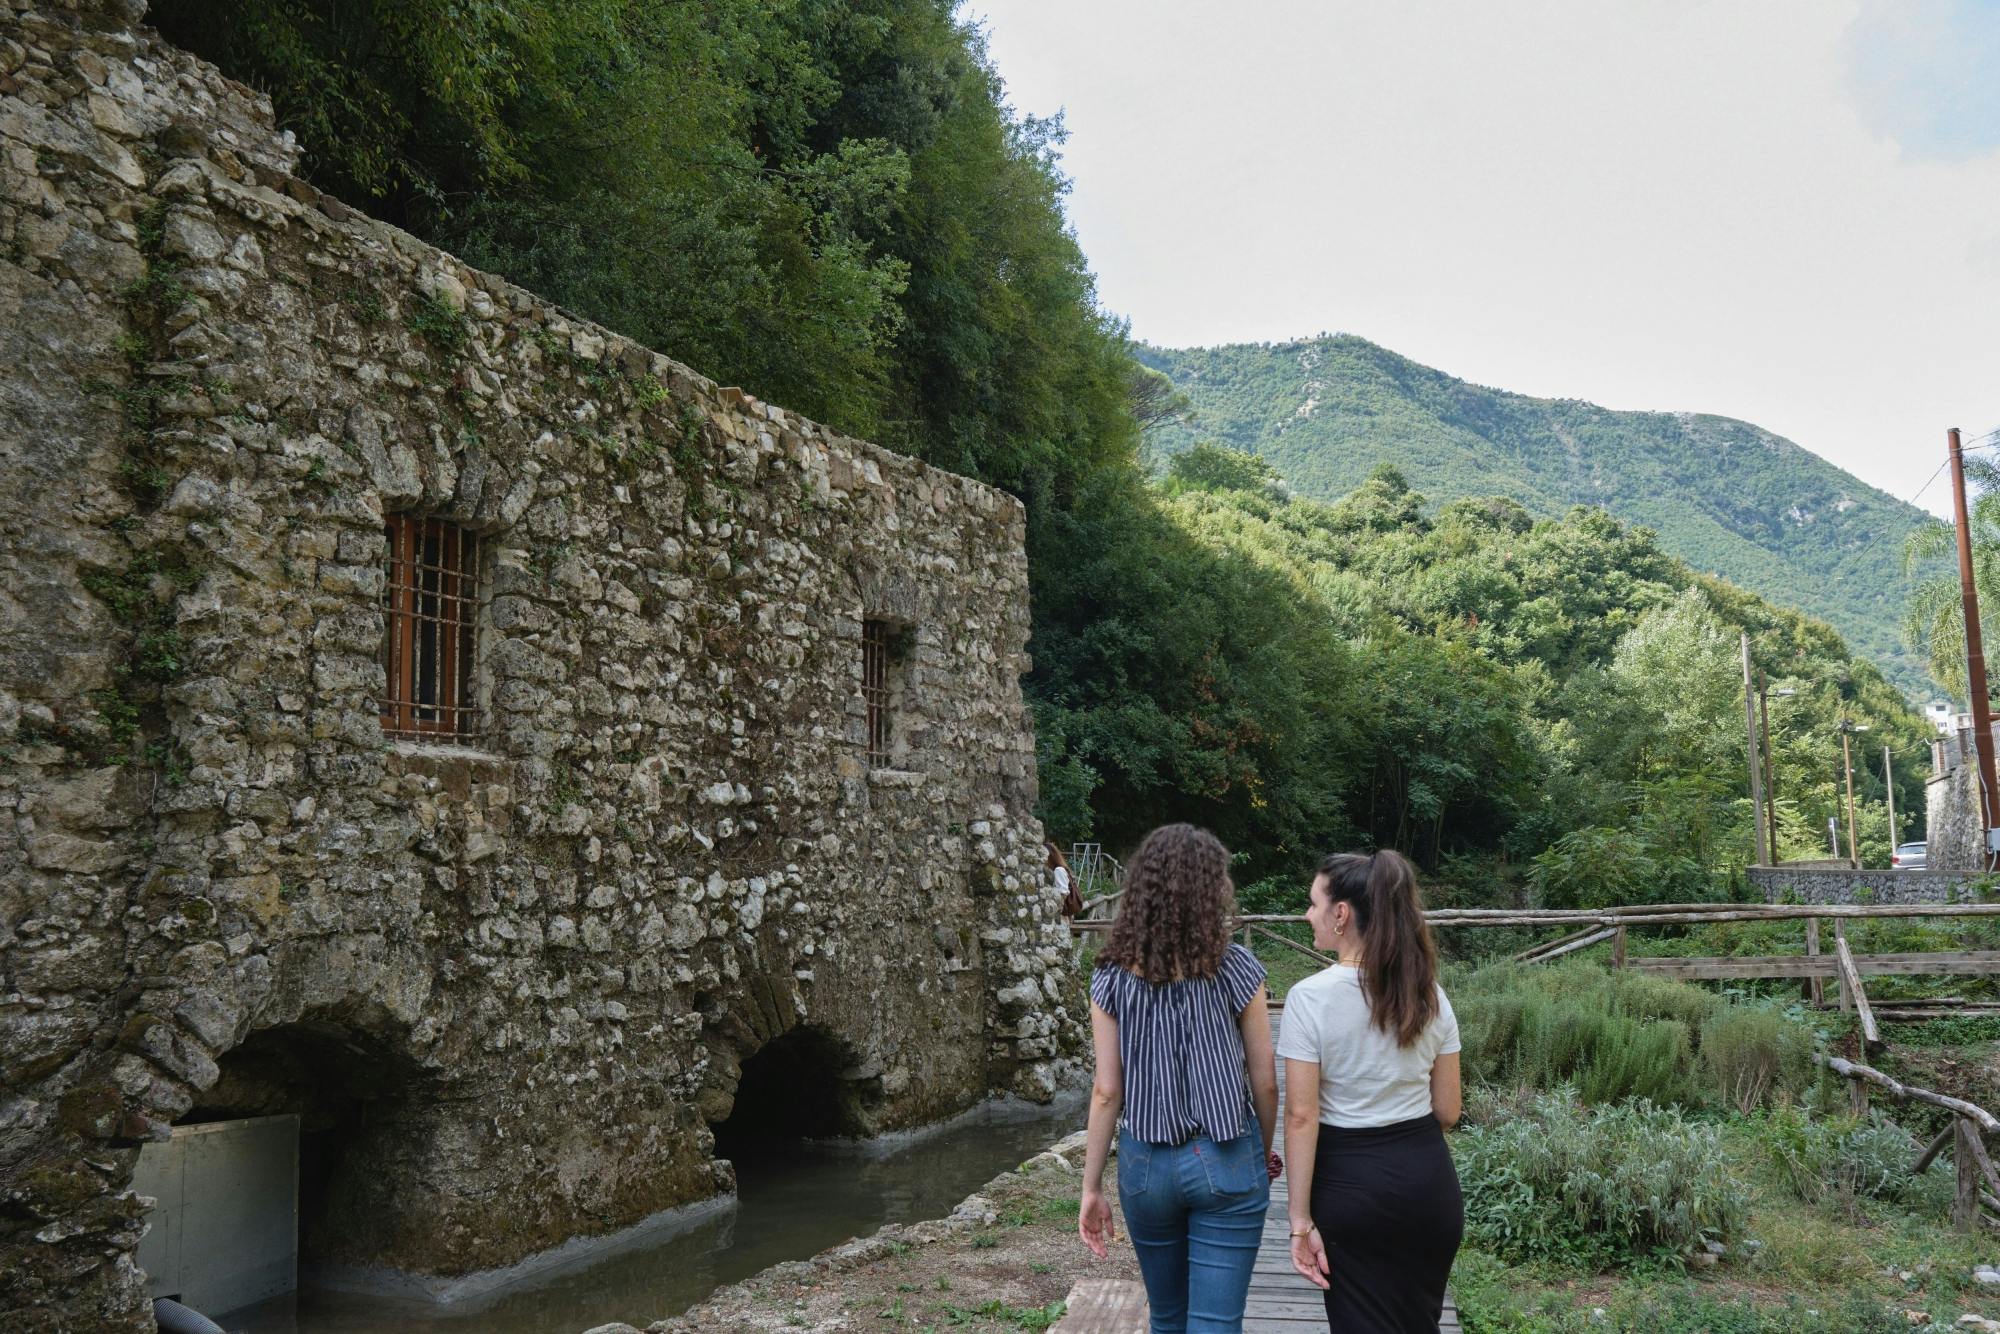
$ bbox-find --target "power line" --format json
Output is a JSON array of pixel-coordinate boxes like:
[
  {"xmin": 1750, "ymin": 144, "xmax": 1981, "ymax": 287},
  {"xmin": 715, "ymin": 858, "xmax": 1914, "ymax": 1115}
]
[
  {"xmin": 1911, "ymin": 433, "xmax": 2000, "ymax": 507},
  {"xmin": 1912, "ymin": 459, "xmax": 1950, "ymax": 506}
]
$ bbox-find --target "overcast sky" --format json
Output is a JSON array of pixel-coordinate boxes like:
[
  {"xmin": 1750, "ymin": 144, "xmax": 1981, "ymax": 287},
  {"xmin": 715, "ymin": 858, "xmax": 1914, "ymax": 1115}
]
[{"xmin": 968, "ymin": 0, "xmax": 2000, "ymax": 518}]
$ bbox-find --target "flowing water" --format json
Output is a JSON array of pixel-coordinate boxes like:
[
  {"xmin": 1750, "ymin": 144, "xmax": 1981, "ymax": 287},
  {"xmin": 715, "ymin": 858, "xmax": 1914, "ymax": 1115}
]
[{"xmin": 217, "ymin": 1093, "xmax": 1086, "ymax": 1334}]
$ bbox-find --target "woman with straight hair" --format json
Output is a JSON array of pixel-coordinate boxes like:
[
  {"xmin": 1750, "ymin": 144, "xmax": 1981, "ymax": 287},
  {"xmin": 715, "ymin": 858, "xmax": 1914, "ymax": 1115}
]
[
  {"xmin": 1050, "ymin": 840, "xmax": 1082, "ymax": 918},
  {"xmin": 1078, "ymin": 824, "xmax": 1279, "ymax": 1333},
  {"xmin": 1277, "ymin": 849, "xmax": 1462, "ymax": 1333}
]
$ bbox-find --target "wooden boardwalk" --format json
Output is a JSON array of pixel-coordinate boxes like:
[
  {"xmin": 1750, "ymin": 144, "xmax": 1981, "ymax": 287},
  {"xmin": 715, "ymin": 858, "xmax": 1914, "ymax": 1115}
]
[{"xmin": 1059, "ymin": 1072, "xmax": 1459, "ymax": 1332}]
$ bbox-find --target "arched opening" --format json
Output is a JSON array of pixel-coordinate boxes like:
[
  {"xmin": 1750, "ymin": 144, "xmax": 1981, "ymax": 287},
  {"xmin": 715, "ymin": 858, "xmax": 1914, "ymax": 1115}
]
[
  {"xmin": 709, "ymin": 1025, "xmax": 876, "ymax": 1161},
  {"xmin": 168, "ymin": 1015, "xmax": 431, "ymax": 1272}
]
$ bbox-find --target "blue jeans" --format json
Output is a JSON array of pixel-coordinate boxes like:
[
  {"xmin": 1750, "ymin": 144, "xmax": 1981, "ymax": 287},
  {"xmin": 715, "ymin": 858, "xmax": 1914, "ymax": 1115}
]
[{"xmin": 1116, "ymin": 1123, "xmax": 1270, "ymax": 1333}]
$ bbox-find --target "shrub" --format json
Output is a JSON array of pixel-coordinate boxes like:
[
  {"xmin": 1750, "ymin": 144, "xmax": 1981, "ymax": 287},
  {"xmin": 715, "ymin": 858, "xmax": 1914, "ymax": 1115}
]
[
  {"xmin": 1761, "ymin": 1098, "xmax": 1954, "ymax": 1214},
  {"xmin": 1451, "ymin": 961, "xmax": 1820, "ymax": 1111},
  {"xmin": 1454, "ymin": 1091, "xmax": 1747, "ymax": 1268},
  {"xmin": 1700, "ymin": 1003, "xmax": 1819, "ymax": 1113}
]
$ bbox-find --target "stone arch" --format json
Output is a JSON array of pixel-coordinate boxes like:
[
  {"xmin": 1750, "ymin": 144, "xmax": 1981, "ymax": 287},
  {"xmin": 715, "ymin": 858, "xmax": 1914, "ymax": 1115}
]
[
  {"xmin": 690, "ymin": 961, "xmax": 892, "ymax": 1168},
  {"xmin": 173, "ymin": 1005, "xmax": 441, "ymax": 1271},
  {"xmin": 709, "ymin": 1023, "xmax": 877, "ymax": 1156}
]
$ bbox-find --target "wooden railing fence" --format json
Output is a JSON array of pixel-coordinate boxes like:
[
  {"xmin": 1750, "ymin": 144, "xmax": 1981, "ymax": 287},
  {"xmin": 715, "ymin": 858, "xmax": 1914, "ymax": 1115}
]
[
  {"xmin": 1821, "ymin": 1056, "xmax": 2000, "ymax": 1234},
  {"xmin": 1070, "ymin": 898, "xmax": 2000, "ymax": 1230},
  {"xmin": 1073, "ymin": 901, "xmax": 2000, "ymax": 1025}
]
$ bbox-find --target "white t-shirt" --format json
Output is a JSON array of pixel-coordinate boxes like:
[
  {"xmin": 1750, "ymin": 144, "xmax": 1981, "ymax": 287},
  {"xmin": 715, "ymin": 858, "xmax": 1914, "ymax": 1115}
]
[
  {"xmin": 1052, "ymin": 866, "xmax": 1071, "ymax": 894},
  {"xmin": 1274, "ymin": 964, "xmax": 1459, "ymax": 1128}
]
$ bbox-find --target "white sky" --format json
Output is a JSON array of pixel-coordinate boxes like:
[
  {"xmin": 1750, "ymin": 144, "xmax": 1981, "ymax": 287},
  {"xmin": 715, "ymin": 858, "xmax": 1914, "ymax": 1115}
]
[{"xmin": 968, "ymin": 0, "xmax": 2000, "ymax": 517}]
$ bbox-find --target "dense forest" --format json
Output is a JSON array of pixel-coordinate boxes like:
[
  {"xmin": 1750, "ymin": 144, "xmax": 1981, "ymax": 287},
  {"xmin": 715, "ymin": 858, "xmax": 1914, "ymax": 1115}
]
[
  {"xmin": 159, "ymin": 0, "xmax": 1928, "ymax": 899},
  {"xmin": 1139, "ymin": 337, "xmax": 1933, "ymax": 696},
  {"xmin": 1042, "ymin": 448, "xmax": 1927, "ymax": 901}
]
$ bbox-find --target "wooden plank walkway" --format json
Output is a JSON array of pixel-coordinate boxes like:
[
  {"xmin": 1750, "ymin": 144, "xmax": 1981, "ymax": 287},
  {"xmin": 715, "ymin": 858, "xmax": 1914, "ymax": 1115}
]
[{"xmin": 1058, "ymin": 1070, "xmax": 1459, "ymax": 1332}]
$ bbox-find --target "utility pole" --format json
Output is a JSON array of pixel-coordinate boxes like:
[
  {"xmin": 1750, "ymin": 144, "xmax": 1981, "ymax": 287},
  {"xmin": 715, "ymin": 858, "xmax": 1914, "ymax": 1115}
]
[
  {"xmin": 1758, "ymin": 674, "xmax": 1778, "ymax": 864},
  {"xmin": 1840, "ymin": 724, "xmax": 1860, "ymax": 867},
  {"xmin": 1884, "ymin": 744, "xmax": 1897, "ymax": 850},
  {"xmin": 1741, "ymin": 632, "xmax": 1768, "ymax": 867},
  {"xmin": 1949, "ymin": 426, "xmax": 2000, "ymax": 870},
  {"xmin": 1759, "ymin": 679, "xmax": 1796, "ymax": 865}
]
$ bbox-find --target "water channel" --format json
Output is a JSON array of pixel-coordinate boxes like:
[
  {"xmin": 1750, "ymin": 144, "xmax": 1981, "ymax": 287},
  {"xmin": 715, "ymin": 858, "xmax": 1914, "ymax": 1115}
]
[{"xmin": 219, "ymin": 1093, "xmax": 1087, "ymax": 1334}]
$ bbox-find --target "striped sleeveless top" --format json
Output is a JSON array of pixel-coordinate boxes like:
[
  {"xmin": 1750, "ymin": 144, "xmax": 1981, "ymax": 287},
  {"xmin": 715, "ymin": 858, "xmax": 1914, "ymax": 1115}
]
[{"xmin": 1089, "ymin": 943, "xmax": 1267, "ymax": 1144}]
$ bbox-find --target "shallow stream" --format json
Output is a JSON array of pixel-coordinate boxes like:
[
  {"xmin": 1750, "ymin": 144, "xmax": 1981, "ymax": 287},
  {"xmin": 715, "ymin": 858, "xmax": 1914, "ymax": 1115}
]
[{"xmin": 219, "ymin": 1093, "xmax": 1086, "ymax": 1334}]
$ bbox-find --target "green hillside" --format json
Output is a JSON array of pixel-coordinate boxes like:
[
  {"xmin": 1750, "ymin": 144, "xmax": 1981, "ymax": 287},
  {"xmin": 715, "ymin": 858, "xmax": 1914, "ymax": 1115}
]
[{"xmin": 1139, "ymin": 336, "xmax": 1931, "ymax": 695}]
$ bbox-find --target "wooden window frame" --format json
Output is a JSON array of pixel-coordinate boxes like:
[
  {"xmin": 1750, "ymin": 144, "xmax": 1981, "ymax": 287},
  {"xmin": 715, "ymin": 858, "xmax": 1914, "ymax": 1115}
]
[
  {"xmin": 862, "ymin": 618, "xmax": 892, "ymax": 768},
  {"xmin": 381, "ymin": 515, "xmax": 482, "ymax": 743}
]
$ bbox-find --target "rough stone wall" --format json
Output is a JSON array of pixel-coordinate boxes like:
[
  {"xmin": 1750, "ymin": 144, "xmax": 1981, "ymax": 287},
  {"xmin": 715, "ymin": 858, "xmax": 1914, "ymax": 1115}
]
[
  {"xmin": 0, "ymin": 3, "xmax": 1082, "ymax": 1327},
  {"xmin": 1928, "ymin": 763, "xmax": 1985, "ymax": 871},
  {"xmin": 1750, "ymin": 867, "xmax": 1983, "ymax": 906}
]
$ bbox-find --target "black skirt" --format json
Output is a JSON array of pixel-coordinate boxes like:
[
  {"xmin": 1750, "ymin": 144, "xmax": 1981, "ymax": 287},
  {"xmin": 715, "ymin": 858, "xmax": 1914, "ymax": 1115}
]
[{"xmin": 1308, "ymin": 1115, "xmax": 1463, "ymax": 1333}]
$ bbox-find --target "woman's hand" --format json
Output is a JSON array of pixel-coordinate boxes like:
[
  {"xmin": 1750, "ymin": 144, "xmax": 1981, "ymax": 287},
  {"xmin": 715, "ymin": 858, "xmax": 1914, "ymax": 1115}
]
[
  {"xmin": 1289, "ymin": 1222, "xmax": 1330, "ymax": 1289},
  {"xmin": 1078, "ymin": 1187, "xmax": 1115, "ymax": 1259}
]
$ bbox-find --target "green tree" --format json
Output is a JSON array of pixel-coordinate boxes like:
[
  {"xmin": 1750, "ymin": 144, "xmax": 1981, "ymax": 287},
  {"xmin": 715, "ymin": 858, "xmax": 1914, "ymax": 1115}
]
[
  {"xmin": 1162, "ymin": 443, "xmax": 1287, "ymax": 501},
  {"xmin": 1903, "ymin": 455, "xmax": 2000, "ymax": 701}
]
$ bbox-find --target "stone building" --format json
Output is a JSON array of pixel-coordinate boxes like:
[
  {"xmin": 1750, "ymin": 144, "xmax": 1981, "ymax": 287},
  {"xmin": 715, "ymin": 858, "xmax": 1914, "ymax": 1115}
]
[{"xmin": 0, "ymin": 2, "xmax": 1082, "ymax": 1327}]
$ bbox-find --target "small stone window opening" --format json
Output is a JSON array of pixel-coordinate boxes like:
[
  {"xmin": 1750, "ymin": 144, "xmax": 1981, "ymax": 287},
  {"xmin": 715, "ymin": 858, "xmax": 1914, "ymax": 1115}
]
[
  {"xmin": 863, "ymin": 618, "xmax": 892, "ymax": 768},
  {"xmin": 381, "ymin": 516, "xmax": 482, "ymax": 742}
]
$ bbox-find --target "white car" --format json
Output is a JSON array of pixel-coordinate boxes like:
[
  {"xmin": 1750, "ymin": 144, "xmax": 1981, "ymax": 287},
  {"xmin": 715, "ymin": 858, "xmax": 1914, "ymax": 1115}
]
[{"xmin": 1892, "ymin": 842, "xmax": 1927, "ymax": 869}]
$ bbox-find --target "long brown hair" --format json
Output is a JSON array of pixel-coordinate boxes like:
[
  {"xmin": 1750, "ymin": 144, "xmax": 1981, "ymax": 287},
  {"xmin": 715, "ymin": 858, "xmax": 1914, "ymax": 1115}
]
[
  {"xmin": 1098, "ymin": 824, "xmax": 1235, "ymax": 984},
  {"xmin": 1319, "ymin": 849, "xmax": 1437, "ymax": 1046},
  {"xmin": 1046, "ymin": 841, "xmax": 1071, "ymax": 874}
]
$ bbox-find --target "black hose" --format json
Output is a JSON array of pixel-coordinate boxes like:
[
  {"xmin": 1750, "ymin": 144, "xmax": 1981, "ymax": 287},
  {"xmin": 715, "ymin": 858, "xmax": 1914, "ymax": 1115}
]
[{"xmin": 153, "ymin": 1297, "xmax": 227, "ymax": 1334}]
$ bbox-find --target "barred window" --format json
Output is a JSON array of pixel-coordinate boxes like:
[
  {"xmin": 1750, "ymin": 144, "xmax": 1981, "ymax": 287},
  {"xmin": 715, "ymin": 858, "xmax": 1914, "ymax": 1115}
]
[
  {"xmin": 862, "ymin": 618, "xmax": 891, "ymax": 768},
  {"xmin": 381, "ymin": 516, "xmax": 481, "ymax": 742}
]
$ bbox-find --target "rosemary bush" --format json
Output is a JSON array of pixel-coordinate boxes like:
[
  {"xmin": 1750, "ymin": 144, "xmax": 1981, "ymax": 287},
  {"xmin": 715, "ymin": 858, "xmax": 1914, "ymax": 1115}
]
[{"xmin": 1452, "ymin": 961, "xmax": 1820, "ymax": 1111}]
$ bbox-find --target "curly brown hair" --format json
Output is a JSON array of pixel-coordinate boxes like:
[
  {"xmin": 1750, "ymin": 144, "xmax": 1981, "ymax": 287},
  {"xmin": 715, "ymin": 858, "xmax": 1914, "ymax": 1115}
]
[{"xmin": 1097, "ymin": 824, "xmax": 1235, "ymax": 984}]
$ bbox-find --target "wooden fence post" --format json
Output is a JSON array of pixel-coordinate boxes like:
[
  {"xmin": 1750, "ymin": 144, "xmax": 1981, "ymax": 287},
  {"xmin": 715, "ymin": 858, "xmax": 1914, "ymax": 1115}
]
[
  {"xmin": 1611, "ymin": 926, "xmax": 1627, "ymax": 970},
  {"xmin": 1833, "ymin": 919, "xmax": 1852, "ymax": 1014},
  {"xmin": 1957, "ymin": 1117, "xmax": 1981, "ymax": 1232},
  {"xmin": 1805, "ymin": 917, "xmax": 1824, "ymax": 1008}
]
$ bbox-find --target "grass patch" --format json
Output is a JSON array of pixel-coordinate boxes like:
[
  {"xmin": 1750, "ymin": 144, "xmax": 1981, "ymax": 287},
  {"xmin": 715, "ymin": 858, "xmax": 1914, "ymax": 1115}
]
[{"xmin": 935, "ymin": 1299, "xmax": 1065, "ymax": 1330}]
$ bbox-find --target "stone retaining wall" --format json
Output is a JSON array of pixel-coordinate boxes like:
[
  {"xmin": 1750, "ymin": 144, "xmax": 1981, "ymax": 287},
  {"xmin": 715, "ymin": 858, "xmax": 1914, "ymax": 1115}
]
[
  {"xmin": 0, "ymin": 3, "xmax": 1081, "ymax": 1327},
  {"xmin": 1749, "ymin": 867, "xmax": 1987, "ymax": 905},
  {"xmin": 1929, "ymin": 762, "xmax": 1986, "ymax": 871}
]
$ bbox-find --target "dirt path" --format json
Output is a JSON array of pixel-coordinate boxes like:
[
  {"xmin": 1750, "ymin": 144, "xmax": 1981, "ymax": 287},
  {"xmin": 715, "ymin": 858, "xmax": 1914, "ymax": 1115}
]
[{"xmin": 615, "ymin": 1131, "xmax": 1140, "ymax": 1334}]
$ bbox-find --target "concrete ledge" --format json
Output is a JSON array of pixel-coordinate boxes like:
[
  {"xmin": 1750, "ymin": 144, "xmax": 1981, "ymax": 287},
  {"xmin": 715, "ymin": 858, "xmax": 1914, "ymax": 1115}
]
[{"xmin": 305, "ymin": 1192, "xmax": 736, "ymax": 1308}]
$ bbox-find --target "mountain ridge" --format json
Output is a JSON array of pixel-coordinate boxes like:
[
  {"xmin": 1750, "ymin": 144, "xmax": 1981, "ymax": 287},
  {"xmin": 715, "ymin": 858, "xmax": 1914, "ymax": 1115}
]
[{"xmin": 1139, "ymin": 334, "xmax": 1930, "ymax": 694}]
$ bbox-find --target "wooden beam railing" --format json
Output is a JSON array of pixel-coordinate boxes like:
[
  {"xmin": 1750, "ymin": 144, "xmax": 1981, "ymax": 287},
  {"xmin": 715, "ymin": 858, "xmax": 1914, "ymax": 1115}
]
[
  {"xmin": 1072, "ymin": 901, "xmax": 2000, "ymax": 933},
  {"xmin": 1245, "ymin": 922, "xmax": 1334, "ymax": 969},
  {"xmin": 1067, "ymin": 900, "xmax": 2000, "ymax": 1019},
  {"xmin": 1513, "ymin": 926, "xmax": 1619, "ymax": 964},
  {"xmin": 1831, "ymin": 921, "xmax": 1880, "ymax": 1047},
  {"xmin": 1820, "ymin": 1056, "xmax": 2000, "ymax": 1233}
]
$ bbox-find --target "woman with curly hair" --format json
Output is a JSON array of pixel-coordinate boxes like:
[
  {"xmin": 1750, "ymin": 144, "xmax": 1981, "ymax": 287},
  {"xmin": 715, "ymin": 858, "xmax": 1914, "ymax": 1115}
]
[
  {"xmin": 1278, "ymin": 849, "xmax": 1462, "ymax": 1333},
  {"xmin": 1077, "ymin": 824, "xmax": 1278, "ymax": 1333}
]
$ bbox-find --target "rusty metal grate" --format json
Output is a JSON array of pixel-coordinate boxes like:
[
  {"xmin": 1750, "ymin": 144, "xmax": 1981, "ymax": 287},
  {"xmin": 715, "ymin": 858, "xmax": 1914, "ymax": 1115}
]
[
  {"xmin": 381, "ymin": 516, "xmax": 481, "ymax": 742},
  {"xmin": 862, "ymin": 618, "xmax": 891, "ymax": 767}
]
